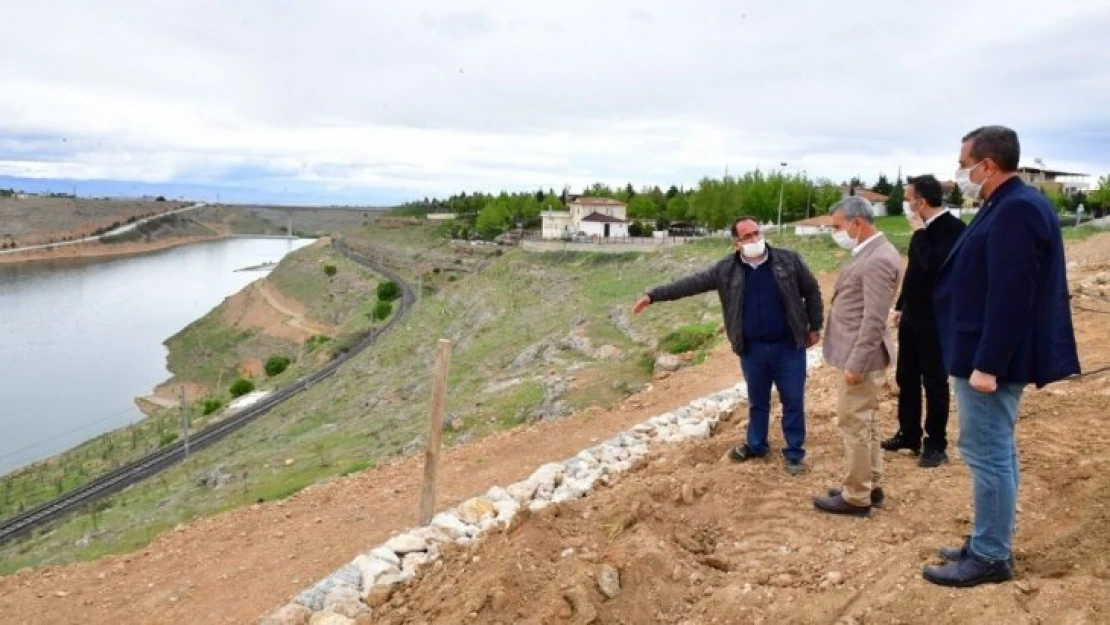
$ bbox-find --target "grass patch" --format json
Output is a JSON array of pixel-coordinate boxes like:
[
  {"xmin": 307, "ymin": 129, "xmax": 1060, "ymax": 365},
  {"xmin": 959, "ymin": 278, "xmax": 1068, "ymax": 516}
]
[{"xmin": 661, "ymin": 322, "xmax": 719, "ymax": 354}]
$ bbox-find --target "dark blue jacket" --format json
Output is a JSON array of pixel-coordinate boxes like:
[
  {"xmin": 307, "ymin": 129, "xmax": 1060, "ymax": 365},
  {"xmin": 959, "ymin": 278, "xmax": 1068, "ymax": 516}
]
[{"xmin": 934, "ymin": 177, "xmax": 1080, "ymax": 387}]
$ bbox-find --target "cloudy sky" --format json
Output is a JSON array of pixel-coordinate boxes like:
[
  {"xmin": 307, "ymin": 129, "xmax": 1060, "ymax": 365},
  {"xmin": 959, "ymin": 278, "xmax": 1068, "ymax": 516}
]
[{"xmin": 1, "ymin": 1, "xmax": 1108, "ymax": 204}]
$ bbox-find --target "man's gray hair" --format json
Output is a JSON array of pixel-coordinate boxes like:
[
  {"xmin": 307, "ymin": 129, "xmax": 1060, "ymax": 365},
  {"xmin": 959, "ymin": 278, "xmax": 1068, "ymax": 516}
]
[{"xmin": 830, "ymin": 196, "xmax": 875, "ymax": 223}]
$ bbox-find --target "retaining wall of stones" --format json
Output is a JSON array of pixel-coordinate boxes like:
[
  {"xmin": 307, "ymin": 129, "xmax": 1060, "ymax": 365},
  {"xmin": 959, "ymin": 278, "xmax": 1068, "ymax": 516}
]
[{"xmin": 261, "ymin": 351, "xmax": 823, "ymax": 624}]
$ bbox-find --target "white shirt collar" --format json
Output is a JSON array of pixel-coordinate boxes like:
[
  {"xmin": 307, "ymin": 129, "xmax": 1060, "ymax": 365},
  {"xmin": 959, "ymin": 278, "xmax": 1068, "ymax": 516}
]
[
  {"xmin": 851, "ymin": 232, "xmax": 883, "ymax": 256},
  {"xmin": 924, "ymin": 211, "xmax": 944, "ymax": 227}
]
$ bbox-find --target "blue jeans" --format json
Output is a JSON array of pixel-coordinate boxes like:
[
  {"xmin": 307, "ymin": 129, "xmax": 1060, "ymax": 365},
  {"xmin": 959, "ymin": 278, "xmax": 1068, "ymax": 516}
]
[
  {"xmin": 954, "ymin": 377, "xmax": 1024, "ymax": 562},
  {"xmin": 739, "ymin": 339, "xmax": 807, "ymax": 462}
]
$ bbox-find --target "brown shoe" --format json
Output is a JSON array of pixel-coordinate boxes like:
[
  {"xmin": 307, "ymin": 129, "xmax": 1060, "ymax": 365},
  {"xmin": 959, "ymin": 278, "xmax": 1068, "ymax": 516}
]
[
  {"xmin": 827, "ymin": 487, "xmax": 885, "ymax": 508},
  {"xmin": 813, "ymin": 494, "xmax": 871, "ymax": 517}
]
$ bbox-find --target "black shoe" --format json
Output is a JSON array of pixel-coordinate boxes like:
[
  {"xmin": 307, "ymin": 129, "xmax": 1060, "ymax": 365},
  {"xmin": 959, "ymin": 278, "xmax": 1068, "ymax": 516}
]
[
  {"xmin": 813, "ymin": 494, "xmax": 871, "ymax": 517},
  {"xmin": 923, "ymin": 550, "xmax": 1014, "ymax": 588},
  {"xmin": 939, "ymin": 537, "xmax": 1015, "ymax": 569},
  {"xmin": 728, "ymin": 444, "xmax": 768, "ymax": 463},
  {"xmin": 881, "ymin": 433, "xmax": 921, "ymax": 455},
  {"xmin": 827, "ymin": 487, "xmax": 885, "ymax": 508},
  {"xmin": 919, "ymin": 448, "xmax": 949, "ymax": 468},
  {"xmin": 784, "ymin": 459, "xmax": 806, "ymax": 476}
]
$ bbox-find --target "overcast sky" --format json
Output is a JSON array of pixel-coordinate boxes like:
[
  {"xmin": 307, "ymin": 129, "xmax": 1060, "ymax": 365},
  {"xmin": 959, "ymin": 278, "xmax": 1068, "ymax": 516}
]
[{"xmin": 1, "ymin": 1, "xmax": 1107, "ymax": 204}]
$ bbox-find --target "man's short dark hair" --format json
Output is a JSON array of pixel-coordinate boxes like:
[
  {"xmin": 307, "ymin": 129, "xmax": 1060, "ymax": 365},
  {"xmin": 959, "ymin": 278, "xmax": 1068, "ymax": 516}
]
[
  {"xmin": 730, "ymin": 215, "xmax": 758, "ymax": 237},
  {"xmin": 962, "ymin": 125, "xmax": 1021, "ymax": 172},
  {"xmin": 906, "ymin": 174, "xmax": 944, "ymax": 208}
]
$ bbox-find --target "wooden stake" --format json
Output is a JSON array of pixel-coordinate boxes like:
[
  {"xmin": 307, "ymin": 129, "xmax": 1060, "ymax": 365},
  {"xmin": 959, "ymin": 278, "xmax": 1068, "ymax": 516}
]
[{"xmin": 418, "ymin": 339, "xmax": 452, "ymax": 525}]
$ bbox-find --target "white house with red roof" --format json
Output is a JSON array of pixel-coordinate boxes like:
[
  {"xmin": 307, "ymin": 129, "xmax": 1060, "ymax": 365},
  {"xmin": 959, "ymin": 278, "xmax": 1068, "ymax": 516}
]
[{"xmin": 541, "ymin": 197, "xmax": 630, "ymax": 239}]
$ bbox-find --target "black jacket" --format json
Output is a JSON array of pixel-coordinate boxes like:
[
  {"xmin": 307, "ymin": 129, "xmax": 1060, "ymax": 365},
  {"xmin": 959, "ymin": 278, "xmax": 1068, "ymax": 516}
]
[
  {"xmin": 894, "ymin": 211, "xmax": 965, "ymax": 327},
  {"xmin": 646, "ymin": 246, "xmax": 823, "ymax": 355}
]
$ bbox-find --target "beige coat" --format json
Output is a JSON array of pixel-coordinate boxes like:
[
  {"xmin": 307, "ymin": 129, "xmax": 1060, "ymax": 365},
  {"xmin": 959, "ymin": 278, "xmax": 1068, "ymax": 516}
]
[{"xmin": 823, "ymin": 234, "xmax": 903, "ymax": 373}]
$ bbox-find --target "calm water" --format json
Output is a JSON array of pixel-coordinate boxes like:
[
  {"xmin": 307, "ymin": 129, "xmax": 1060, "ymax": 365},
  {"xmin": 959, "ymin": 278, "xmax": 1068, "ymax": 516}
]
[{"xmin": 0, "ymin": 238, "xmax": 313, "ymax": 474}]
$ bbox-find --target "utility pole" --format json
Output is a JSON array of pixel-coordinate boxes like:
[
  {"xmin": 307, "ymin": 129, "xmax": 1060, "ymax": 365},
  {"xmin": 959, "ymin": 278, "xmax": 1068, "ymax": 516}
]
[
  {"xmin": 776, "ymin": 162, "xmax": 788, "ymax": 232},
  {"xmin": 180, "ymin": 387, "xmax": 190, "ymax": 457}
]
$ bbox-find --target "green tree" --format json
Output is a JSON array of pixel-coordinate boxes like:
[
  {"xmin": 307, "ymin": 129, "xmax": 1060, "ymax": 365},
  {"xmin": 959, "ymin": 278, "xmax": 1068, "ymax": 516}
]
[
  {"xmin": 946, "ymin": 184, "xmax": 964, "ymax": 207},
  {"xmin": 872, "ymin": 174, "xmax": 894, "ymax": 196},
  {"xmin": 265, "ymin": 355, "xmax": 291, "ymax": 377},
  {"xmin": 1089, "ymin": 174, "xmax": 1110, "ymax": 209},
  {"xmin": 665, "ymin": 185, "xmax": 680, "ymax": 199},
  {"xmin": 627, "ymin": 195, "xmax": 657, "ymax": 220},
  {"xmin": 885, "ymin": 178, "xmax": 905, "ymax": 215},
  {"xmin": 323, "ymin": 264, "xmax": 337, "ymax": 277},
  {"xmin": 229, "ymin": 379, "xmax": 255, "ymax": 398},
  {"xmin": 475, "ymin": 199, "xmax": 510, "ymax": 239},
  {"xmin": 376, "ymin": 281, "xmax": 400, "ymax": 301},
  {"xmin": 583, "ymin": 182, "xmax": 615, "ymax": 198},
  {"xmin": 371, "ymin": 300, "xmax": 393, "ymax": 321},
  {"xmin": 666, "ymin": 195, "xmax": 690, "ymax": 222},
  {"xmin": 539, "ymin": 192, "xmax": 563, "ymax": 212}
]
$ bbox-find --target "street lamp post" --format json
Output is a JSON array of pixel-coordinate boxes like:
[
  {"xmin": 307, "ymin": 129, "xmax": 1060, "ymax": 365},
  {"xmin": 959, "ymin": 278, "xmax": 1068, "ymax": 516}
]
[
  {"xmin": 776, "ymin": 162, "xmax": 788, "ymax": 232},
  {"xmin": 801, "ymin": 169, "xmax": 812, "ymax": 219}
]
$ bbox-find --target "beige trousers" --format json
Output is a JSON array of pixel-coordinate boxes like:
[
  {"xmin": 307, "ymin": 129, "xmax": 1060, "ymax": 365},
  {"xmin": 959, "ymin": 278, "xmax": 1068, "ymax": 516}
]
[{"xmin": 836, "ymin": 369, "xmax": 886, "ymax": 507}]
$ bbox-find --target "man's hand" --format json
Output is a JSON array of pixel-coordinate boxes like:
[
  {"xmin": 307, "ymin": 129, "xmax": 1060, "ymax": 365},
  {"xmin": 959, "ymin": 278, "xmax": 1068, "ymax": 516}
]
[
  {"xmin": 908, "ymin": 213, "xmax": 925, "ymax": 231},
  {"xmin": 970, "ymin": 369, "xmax": 998, "ymax": 394},
  {"xmin": 805, "ymin": 331, "xmax": 821, "ymax": 348},
  {"xmin": 844, "ymin": 370, "xmax": 864, "ymax": 386},
  {"xmin": 889, "ymin": 310, "xmax": 902, "ymax": 328},
  {"xmin": 632, "ymin": 295, "xmax": 652, "ymax": 316}
]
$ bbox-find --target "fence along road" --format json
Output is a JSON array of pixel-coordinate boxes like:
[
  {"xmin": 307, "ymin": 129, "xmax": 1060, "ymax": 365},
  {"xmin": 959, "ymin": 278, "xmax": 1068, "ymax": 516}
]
[{"xmin": 0, "ymin": 237, "xmax": 414, "ymax": 545}]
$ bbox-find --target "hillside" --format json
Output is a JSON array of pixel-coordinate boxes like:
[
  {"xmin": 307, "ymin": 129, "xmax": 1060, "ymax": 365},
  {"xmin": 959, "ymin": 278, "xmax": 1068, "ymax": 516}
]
[
  {"xmin": 0, "ymin": 233, "xmax": 1106, "ymax": 624},
  {"xmin": 0, "ymin": 197, "xmax": 189, "ymax": 248},
  {"xmin": 0, "ymin": 224, "xmax": 847, "ymax": 575}
]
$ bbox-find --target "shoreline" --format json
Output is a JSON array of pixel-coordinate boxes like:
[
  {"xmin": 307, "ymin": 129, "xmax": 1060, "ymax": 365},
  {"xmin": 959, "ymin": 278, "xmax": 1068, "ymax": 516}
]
[{"xmin": 0, "ymin": 234, "xmax": 226, "ymax": 265}]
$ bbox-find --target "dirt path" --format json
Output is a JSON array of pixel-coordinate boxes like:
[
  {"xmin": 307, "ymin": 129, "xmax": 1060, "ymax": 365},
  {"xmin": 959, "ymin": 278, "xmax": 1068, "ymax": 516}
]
[
  {"xmin": 257, "ymin": 281, "xmax": 334, "ymax": 338},
  {"xmin": 2, "ymin": 241, "xmax": 1108, "ymax": 624},
  {"xmin": 220, "ymin": 280, "xmax": 337, "ymax": 344}
]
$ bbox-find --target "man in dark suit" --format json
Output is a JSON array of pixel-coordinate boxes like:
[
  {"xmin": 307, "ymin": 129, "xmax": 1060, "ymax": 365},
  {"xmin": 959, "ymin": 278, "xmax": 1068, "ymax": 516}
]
[
  {"xmin": 923, "ymin": 126, "xmax": 1080, "ymax": 588},
  {"xmin": 882, "ymin": 175, "xmax": 966, "ymax": 468}
]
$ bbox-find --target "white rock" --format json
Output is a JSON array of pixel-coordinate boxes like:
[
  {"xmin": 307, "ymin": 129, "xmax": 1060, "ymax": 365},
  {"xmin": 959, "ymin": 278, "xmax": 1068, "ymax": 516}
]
[
  {"xmin": 529, "ymin": 500, "xmax": 550, "ymax": 513},
  {"xmin": 576, "ymin": 450, "xmax": 601, "ymax": 468},
  {"xmin": 506, "ymin": 480, "xmax": 538, "ymax": 504},
  {"xmin": 479, "ymin": 516, "xmax": 498, "ymax": 533},
  {"xmin": 431, "ymin": 512, "xmax": 472, "ymax": 539},
  {"xmin": 598, "ymin": 564, "xmax": 622, "ymax": 599},
  {"xmin": 457, "ymin": 497, "xmax": 497, "ymax": 525},
  {"xmin": 309, "ymin": 612, "xmax": 355, "ymax": 625},
  {"xmin": 261, "ymin": 603, "xmax": 312, "ymax": 625},
  {"xmin": 410, "ymin": 526, "xmax": 451, "ymax": 546},
  {"xmin": 323, "ymin": 585, "xmax": 367, "ymax": 619},
  {"xmin": 376, "ymin": 572, "xmax": 410, "ymax": 587},
  {"xmin": 486, "ymin": 485, "xmax": 512, "ymax": 503},
  {"xmin": 632, "ymin": 423, "xmax": 655, "ymax": 434},
  {"xmin": 402, "ymin": 552, "xmax": 430, "ymax": 573},
  {"xmin": 679, "ymin": 420, "xmax": 712, "ymax": 440},
  {"xmin": 455, "ymin": 536, "xmax": 473, "ymax": 548},
  {"xmin": 352, "ymin": 554, "xmax": 400, "ymax": 588},
  {"xmin": 384, "ymin": 533, "xmax": 428, "ymax": 555},
  {"xmin": 493, "ymin": 499, "xmax": 520, "ymax": 523},
  {"xmin": 529, "ymin": 463, "xmax": 565, "ymax": 491}
]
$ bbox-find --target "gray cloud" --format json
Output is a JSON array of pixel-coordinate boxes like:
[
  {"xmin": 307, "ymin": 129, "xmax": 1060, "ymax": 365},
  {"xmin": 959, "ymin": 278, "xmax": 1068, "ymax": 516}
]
[{"xmin": 0, "ymin": 0, "xmax": 1106, "ymax": 201}]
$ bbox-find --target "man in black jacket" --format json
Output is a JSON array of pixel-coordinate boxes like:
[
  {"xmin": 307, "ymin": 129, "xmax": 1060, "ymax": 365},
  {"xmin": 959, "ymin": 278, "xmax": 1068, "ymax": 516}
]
[
  {"xmin": 632, "ymin": 217, "xmax": 823, "ymax": 475},
  {"xmin": 882, "ymin": 175, "xmax": 966, "ymax": 467}
]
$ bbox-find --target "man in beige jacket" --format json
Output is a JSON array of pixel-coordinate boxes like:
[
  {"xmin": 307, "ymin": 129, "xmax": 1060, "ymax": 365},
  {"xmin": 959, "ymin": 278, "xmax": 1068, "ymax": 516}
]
[{"xmin": 814, "ymin": 196, "xmax": 903, "ymax": 516}]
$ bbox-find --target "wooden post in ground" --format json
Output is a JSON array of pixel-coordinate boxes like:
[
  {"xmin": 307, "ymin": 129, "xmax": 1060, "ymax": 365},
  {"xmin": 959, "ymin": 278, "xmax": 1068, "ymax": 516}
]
[{"xmin": 418, "ymin": 339, "xmax": 452, "ymax": 525}]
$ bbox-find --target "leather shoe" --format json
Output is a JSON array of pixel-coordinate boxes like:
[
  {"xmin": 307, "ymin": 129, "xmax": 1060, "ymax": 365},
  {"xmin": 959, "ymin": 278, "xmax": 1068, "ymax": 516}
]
[
  {"xmin": 923, "ymin": 550, "xmax": 1013, "ymax": 588},
  {"xmin": 880, "ymin": 433, "xmax": 921, "ymax": 455},
  {"xmin": 827, "ymin": 487, "xmax": 885, "ymax": 508},
  {"xmin": 813, "ymin": 494, "xmax": 871, "ymax": 517},
  {"xmin": 939, "ymin": 537, "xmax": 1015, "ymax": 569}
]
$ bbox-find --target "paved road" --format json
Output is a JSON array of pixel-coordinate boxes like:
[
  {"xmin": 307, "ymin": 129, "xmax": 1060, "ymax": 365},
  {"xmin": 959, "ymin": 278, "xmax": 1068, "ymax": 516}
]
[{"xmin": 0, "ymin": 202, "xmax": 208, "ymax": 256}]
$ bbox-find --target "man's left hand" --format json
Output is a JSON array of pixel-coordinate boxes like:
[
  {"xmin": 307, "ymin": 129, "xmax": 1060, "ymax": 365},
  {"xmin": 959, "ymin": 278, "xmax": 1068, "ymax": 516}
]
[
  {"xmin": 970, "ymin": 369, "xmax": 998, "ymax": 394},
  {"xmin": 805, "ymin": 331, "xmax": 821, "ymax": 348},
  {"xmin": 844, "ymin": 370, "xmax": 864, "ymax": 386}
]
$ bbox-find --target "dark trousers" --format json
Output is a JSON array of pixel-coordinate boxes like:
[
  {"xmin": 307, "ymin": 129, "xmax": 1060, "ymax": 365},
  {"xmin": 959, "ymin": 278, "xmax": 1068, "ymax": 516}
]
[
  {"xmin": 739, "ymin": 339, "xmax": 807, "ymax": 462},
  {"xmin": 895, "ymin": 318, "xmax": 950, "ymax": 452}
]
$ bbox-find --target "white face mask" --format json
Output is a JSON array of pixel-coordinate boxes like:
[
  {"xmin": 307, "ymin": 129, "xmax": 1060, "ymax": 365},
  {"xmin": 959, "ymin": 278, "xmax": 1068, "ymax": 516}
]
[
  {"xmin": 955, "ymin": 161, "xmax": 985, "ymax": 200},
  {"xmin": 740, "ymin": 238, "xmax": 766, "ymax": 258},
  {"xmin": 832, "ymin": 229, "xmax": 857, "ymax": 250}
]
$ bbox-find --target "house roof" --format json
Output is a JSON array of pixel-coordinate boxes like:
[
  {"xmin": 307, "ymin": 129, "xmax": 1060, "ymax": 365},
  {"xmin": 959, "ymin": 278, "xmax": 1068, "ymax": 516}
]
[
  {"xmin": 580, "ymin": 211, "xmax": 629, "ymax": 223},
  {"xmin": 793, "ymin": 216, "xmax": 834, "ymax": 227},
  {"xmin": 571, "ymin": 197, "xmax": 626, "ymax": 206},
  {"xmin": 1017, "ymin": 166, "xmax": 1087, "ymax": 178},
  {"xmin": 852, "ymin": 189, "xmax": 889, "ymax": 203}
]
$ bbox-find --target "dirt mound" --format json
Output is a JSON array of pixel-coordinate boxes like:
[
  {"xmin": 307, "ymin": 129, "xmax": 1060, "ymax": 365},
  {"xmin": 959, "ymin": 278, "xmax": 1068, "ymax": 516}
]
[
  {"xmin": 220, "ymin": 279, "xmax": 335, "ymax": 343},
  {"xmin": 368, "ymin": 357, "xmax": 1110, "ymax": 625}
]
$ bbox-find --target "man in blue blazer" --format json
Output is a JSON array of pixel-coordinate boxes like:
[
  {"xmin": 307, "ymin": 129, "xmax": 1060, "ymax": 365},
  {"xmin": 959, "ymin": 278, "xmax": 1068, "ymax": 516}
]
[{"xmin": 924, "ymin": 126, "xmax": 1080, "ymax": 588}]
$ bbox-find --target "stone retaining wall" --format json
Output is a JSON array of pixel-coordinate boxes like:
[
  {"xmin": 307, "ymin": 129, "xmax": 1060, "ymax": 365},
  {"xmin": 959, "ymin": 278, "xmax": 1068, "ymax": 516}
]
[{"xmin": 261, "ymin": 351, "xmax": 824, "ymax": 624}]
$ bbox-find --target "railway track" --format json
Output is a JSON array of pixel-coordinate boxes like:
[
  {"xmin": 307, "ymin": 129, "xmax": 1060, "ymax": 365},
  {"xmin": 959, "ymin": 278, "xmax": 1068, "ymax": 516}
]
[{"xmin": 0, "ymin": 237, "xmax": 415, "ymax": 545}]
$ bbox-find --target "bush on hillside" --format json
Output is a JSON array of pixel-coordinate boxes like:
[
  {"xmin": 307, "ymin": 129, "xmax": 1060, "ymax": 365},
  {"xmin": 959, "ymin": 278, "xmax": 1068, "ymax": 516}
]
[
  {"xmin": 229, "ymin": 378, "xmax": 255, "ymax": 398},
  {"xmin": 264, "ymin": 355, "xmax": 292, "ymax": 377},
  {"xmin": 323, "ymin": 264, "xmax": 338, "ymax": 277},
  {"xmin": 661, "ymin": 322, "xmax": 719, "ymax": 355},
  {"xmin": 376, "ymin": 281, "xmax": 400, "ymax": 301},
  {"xmin": 201, "ymin": 398, "xmax": 223, "ymax": 416},
  {"xmin": 371, "ymin": 300, "xmax": 393, "ymax": 321}
]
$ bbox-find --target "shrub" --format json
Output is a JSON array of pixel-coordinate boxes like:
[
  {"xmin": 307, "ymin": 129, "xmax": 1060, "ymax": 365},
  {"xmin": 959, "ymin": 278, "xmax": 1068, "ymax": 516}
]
[
  {"xmin": 201, "ymin": 398, "xmax": 223, "ymax": 416},
  {"xmin": 158, "ymin": 431, "xmax": 179, "ymax": 448},
  {"xmin": 323, "ymin": 264, "xmax": 338, "ymax": 277},
  {"xmin": 229, "ymin": 378, "xmax": 255, "ymax": 398},
  {"xmin": 305, "ymin": 335, "xmax": 330, "ymax": 351},
  {"xmin": 661, "ymin": 322, "xmax": 719, "ymax": 354},
  {"xmin": 370, "ymin": 300, "xmax": 393, "ymax": 321},
  {"xmin": 264, "ymin": 355, "xmax": 291, "ymax": 377},
  {"xmin": 376, "ymin": 281, "xmax": 400, "ymax": 301}
]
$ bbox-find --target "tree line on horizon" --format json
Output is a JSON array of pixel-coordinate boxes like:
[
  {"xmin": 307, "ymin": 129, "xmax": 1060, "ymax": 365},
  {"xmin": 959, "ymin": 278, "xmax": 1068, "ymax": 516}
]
[{"xmin": 393, "ymin": 170, "xmax": 1110, "ymax": 240}]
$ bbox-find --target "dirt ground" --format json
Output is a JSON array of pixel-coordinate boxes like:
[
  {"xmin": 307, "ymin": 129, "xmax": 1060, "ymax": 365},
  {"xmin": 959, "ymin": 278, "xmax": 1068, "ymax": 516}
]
[
  {"xmin": 0, "ymin": 197, "xmax": 185, "ymax": 248},
  {"xmin": 1, "ymin": 238, "xmax": 1109, "ymax": 625},
  {"xmin": 220, "ymin": 278, "xmax": 337, "ymax": 344}
]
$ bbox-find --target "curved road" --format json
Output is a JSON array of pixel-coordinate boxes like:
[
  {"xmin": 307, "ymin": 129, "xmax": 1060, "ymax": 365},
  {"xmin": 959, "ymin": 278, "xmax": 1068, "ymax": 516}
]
[
  {"xmin": 0, "ymin": 203, "xmax": 208, "ymax": 256},
  {"xmin": 0, "ymin": 237, "xmax": 413, "ymax": 545}
]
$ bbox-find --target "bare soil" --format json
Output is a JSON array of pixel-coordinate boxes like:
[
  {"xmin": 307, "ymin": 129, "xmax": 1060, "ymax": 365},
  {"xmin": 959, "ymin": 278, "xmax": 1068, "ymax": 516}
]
[{"xmin": 1, "ymin": 238, "xmax": 1108, "ymax": 625}]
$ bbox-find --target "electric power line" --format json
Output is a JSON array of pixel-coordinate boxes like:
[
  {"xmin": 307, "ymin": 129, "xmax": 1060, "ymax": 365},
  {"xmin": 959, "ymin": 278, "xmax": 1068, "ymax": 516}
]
[{"xmin": 0, "ymin": 405, "xmax": 141, "ymax": 464}]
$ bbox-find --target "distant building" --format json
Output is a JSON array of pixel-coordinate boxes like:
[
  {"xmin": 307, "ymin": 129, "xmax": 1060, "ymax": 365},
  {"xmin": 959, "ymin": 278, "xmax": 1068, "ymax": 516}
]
[
  {"xmin": 425, "ymin": 212, "xmax": 457, "ymax": 221},
  {"xmin": 541, "ymin": 197, "xmax": 629, "ymax": 239},
  {"xmin": 793, "ymin": 215, "xmax": 834, "ymax": 237},
  {"xmin": 1016, "ymin": 166, "xmax": 1089, "ymax": 196},
  {"xmin": 839, "ymin": 187, "xmax": 890, "ymax": 217}
]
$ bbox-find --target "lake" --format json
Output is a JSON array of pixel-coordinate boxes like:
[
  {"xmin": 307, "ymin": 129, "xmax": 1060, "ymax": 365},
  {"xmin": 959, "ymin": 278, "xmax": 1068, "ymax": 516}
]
[{"xmin": 0, "ymin": 237, "xmax": 313, "ymax": 475}]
